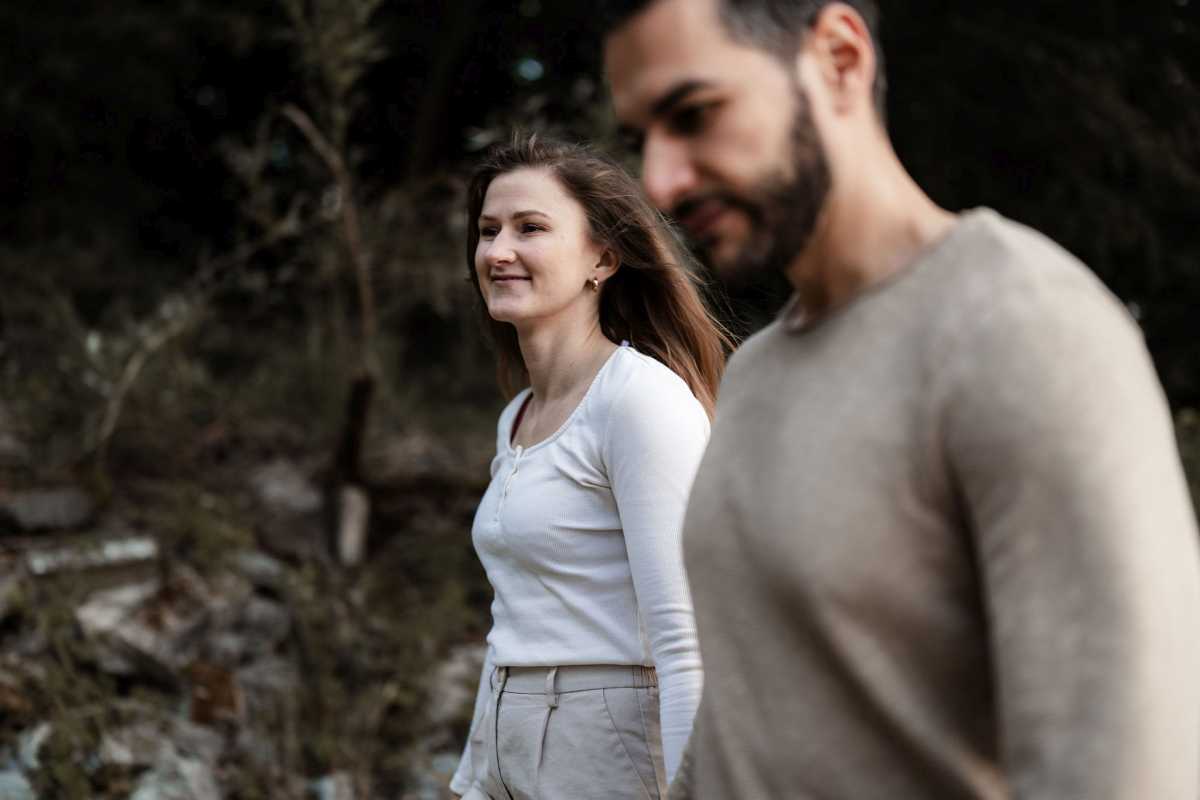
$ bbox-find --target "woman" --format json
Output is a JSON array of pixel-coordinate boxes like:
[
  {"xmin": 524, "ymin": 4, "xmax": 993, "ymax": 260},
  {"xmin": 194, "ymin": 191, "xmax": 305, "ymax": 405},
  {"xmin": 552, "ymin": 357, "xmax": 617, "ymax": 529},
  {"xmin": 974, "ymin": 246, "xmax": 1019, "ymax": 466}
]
[{"xmin": 450, "ymin": 134, "xmax": 732, "ymax": 800}]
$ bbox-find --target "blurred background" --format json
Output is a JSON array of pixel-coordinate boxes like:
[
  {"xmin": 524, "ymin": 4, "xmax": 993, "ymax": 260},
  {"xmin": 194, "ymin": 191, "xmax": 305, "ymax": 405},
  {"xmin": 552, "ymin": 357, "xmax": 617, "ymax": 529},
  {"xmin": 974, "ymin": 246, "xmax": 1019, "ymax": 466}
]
[{"xmin": 1, "ymin": 1, "xmax": 1197, "ymax": 797}]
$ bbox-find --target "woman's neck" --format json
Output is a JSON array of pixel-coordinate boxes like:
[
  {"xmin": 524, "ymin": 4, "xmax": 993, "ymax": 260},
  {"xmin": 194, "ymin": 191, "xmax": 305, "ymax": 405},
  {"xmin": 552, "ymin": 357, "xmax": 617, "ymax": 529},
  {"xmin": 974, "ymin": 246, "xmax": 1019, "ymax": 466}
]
[{"xmin": 517, "ymin": 316, "xmax": 617, "ymax": 404}]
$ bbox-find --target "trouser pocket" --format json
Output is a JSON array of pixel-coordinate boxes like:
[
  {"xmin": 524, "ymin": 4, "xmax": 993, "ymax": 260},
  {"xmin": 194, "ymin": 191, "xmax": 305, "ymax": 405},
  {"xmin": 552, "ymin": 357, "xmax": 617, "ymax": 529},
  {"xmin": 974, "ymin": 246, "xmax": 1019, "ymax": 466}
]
[
  {"xmin": 491, "ymin": 686, "xmax": 665, "ymax": 800},
  {"xmin": 600, "ymin": 687, "xmax": 665, "ymax": 800}
]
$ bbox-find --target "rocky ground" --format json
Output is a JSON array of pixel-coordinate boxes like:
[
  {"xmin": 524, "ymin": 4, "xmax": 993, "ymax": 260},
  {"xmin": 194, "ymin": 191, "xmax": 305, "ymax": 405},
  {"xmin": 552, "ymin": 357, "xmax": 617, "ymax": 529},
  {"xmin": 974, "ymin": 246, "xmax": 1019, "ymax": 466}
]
[{"xmin": 0, "ymin": 405, "xmax": 494, "ymax": 799}]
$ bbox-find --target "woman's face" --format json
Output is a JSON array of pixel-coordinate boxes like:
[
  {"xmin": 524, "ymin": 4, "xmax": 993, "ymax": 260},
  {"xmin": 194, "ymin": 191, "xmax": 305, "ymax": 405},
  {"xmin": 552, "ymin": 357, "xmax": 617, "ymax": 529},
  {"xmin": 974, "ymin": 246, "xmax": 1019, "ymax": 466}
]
[{"xmin": 475, "ymin": 167, "xmax": 608, "ymax": 328}]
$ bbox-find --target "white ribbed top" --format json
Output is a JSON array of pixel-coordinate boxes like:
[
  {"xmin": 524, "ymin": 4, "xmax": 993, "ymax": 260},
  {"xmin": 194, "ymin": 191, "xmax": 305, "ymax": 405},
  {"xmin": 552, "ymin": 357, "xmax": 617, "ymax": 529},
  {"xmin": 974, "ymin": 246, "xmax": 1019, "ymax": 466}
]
[{"xmin": 453, "ymin": 344, "xmax": 707, "ymax": 789}]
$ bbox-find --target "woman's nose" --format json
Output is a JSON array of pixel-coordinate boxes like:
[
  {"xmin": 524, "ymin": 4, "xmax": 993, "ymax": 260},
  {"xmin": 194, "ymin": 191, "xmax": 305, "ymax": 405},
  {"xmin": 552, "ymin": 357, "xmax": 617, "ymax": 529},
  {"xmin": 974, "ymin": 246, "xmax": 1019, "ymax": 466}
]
[{"xmin": 484, "ymin": 235, "xmax": 516, "ymax": 267}]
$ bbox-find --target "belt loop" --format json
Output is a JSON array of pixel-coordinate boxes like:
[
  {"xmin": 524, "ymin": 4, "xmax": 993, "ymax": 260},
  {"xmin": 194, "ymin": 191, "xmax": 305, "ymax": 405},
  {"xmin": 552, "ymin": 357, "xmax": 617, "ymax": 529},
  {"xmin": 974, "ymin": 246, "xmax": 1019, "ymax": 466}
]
[{"xmin": 544, "ymin": 666, "xmax": 559, "ymax": 708}]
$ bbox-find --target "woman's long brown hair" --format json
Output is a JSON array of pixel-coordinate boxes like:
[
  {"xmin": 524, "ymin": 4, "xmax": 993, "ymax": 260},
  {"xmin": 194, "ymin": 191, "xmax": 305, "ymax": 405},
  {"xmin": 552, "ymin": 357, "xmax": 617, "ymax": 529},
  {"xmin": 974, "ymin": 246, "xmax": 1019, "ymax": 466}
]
[{"xmin": 465, "ymin": 133, "xmax": 735, "ymax": 418}]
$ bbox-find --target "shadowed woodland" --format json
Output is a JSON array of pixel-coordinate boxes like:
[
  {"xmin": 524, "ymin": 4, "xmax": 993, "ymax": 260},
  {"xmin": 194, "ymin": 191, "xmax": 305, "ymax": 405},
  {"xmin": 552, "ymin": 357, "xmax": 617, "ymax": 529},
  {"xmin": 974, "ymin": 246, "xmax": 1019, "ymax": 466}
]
[{"xmin": 1, "ymin": 1, "xmax": 1198, "ymax": 797}]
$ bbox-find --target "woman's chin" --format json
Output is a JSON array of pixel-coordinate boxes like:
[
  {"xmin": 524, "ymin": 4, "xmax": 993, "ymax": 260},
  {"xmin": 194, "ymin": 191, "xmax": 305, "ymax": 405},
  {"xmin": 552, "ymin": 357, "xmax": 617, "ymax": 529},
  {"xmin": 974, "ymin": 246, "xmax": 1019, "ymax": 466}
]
[{"xmin": 486, "ymin": 303, "xmax": 526, "ymax": 324}]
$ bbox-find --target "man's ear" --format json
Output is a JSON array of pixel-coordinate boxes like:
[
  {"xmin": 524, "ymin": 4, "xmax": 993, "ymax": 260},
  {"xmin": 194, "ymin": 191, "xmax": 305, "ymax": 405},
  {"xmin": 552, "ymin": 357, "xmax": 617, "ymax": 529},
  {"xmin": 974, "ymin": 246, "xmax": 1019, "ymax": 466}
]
[{"xmin": 803, "ymin": 2, "xmax": 877, "ymax": 116}]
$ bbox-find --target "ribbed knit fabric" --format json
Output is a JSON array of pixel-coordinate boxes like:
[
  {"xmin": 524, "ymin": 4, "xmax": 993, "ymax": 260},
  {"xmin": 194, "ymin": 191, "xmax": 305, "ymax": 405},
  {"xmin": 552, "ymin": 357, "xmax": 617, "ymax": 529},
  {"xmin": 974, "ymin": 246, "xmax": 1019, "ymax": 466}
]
[
  {"xmin": 671, "ymin": 209, "xmax": 1200, "ymax": 799},
  {"xmin": 451, "ymin": 344, "xmax": 708, "ymax": 793}
]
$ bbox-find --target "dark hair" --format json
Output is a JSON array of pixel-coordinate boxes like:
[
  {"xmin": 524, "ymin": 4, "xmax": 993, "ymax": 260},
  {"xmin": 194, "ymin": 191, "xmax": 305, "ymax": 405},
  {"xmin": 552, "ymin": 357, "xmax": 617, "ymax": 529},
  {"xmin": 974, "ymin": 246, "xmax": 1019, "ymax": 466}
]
[
  {"xmin": 466, "ymin": 133, "xmax": 734, "ymax": 417},
  {"xmin": 602, "ymin": 0, "xmax": 887, "ymax": 119}
]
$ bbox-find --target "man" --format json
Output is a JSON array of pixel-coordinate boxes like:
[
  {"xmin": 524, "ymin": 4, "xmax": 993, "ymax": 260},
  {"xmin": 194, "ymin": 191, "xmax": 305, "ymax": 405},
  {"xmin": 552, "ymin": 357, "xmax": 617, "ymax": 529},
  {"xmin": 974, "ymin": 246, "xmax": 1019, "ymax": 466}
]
[{"xmin": 603, "ymin": 1, "xmax": 1200, "ymax": 798}]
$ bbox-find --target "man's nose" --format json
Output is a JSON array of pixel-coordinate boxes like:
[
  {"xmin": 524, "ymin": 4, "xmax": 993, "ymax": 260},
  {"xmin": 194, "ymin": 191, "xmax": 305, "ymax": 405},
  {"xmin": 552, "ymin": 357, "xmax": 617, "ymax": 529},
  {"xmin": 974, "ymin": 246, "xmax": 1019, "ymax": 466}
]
[{"xmin": 641, "ymin": 134, "xmax": 698, "ymax": 213}]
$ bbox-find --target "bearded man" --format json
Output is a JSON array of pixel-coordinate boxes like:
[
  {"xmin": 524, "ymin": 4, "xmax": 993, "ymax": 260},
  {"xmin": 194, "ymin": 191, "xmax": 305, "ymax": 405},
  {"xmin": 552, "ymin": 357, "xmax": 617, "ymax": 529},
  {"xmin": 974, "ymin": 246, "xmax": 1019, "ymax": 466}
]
[{"xmin": 603, "ymin": 1, "xmax": 1200, "ymax": 798}]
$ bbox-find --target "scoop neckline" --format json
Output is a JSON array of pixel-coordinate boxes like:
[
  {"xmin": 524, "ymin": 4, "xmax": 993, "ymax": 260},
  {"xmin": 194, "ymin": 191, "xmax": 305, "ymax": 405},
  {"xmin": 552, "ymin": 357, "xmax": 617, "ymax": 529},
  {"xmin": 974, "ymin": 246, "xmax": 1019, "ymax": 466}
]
[{"xmin": 505, "ymin": 343, "xmax": 628, "ymax": 456}]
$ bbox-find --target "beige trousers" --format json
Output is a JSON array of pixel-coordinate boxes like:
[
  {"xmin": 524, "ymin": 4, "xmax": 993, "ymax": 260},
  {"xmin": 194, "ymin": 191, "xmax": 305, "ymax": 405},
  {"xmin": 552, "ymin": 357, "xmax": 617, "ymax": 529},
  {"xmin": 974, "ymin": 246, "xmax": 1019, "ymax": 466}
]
[{"xmin": 464, "ymin": 665, "xmax": 666, "ymax": 800}]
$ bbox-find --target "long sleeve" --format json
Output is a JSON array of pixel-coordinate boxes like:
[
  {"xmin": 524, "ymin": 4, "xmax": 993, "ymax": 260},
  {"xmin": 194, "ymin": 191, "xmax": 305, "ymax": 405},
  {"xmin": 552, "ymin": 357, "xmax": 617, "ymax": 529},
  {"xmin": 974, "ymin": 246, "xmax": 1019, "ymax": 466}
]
[
  {"xmin": 941, "ymin": 281, "xmax": 1200, "ymax": 798},
  {"xmin": 449, "ymin": 647, "xmax": 494, "ymax": 796},
  {"xmin": 603, "ymin": 369, "xmax": 709, "ymax": 782},
  {"xmin": 667, "ymin": 733, "xmax": 697, "ymax": 799}
]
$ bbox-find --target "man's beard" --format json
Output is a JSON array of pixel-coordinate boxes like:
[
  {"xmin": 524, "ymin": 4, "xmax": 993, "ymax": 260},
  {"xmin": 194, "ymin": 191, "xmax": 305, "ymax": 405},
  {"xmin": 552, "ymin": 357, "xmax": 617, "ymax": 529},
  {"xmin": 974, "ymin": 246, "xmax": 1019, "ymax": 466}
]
[{"xmin": 680, "ymin": 85, "xmax": 832, "ymax": 289}]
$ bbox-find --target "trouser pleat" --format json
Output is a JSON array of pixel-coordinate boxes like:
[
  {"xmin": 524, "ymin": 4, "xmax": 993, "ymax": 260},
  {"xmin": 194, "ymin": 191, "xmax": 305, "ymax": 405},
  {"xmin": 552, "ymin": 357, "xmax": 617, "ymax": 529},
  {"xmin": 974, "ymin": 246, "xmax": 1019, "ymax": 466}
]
[
  {"xmin": 532, "ymin": 666, "xmax": 558, "ymax": 800},
  {"xmin": 490, "ymin": 667, "xmax": 515, "ymax": 800}
]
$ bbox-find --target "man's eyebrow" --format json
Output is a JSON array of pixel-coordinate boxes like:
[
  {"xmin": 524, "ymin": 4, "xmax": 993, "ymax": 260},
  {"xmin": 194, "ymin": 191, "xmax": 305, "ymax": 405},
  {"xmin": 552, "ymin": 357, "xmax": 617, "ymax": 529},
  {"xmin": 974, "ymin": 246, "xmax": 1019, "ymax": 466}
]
[
  {"xmin": 650, "ymin": 79, "xmax": 713, "ymax": 120},
  {"xmin": 618, "ymin": 79, "xmax": 715, "ymax": 143}
]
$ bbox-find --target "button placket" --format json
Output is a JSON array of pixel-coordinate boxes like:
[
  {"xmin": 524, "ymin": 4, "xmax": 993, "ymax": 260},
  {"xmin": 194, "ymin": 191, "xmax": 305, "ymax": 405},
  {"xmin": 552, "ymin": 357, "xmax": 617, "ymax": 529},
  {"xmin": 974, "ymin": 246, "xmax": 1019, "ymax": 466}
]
[{"xmin": 494, "ymin": 445, "xmax": 523, "ymax": 521}]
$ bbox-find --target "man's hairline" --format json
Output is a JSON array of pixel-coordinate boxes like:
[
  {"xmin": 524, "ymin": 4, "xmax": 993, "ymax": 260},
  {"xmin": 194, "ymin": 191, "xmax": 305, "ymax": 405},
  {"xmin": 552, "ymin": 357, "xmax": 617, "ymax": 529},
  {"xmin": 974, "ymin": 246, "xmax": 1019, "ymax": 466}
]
[
  {"xmin": 604, "ymin": 0, "xmax": 820, "ymax": 58},
  {"xmin": 605, "ymin": 0, "xmax": 885, "ymax": 122}
]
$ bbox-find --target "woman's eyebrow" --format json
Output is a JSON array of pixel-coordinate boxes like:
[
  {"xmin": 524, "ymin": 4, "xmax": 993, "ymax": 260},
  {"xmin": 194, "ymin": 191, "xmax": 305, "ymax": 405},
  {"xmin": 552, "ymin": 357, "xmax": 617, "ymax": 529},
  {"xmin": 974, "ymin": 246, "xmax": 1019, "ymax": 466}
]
[{"xmin": 478, "ymin": 209, "xmax": 550, "ymax": 223}]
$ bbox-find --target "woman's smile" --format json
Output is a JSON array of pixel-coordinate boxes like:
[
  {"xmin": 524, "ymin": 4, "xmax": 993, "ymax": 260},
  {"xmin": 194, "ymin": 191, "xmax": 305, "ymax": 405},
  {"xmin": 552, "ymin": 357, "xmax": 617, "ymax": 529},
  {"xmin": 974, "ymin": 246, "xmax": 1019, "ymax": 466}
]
[{"xmin": 489, "ymin": 273, "xmax": 531, "ymax": 285}]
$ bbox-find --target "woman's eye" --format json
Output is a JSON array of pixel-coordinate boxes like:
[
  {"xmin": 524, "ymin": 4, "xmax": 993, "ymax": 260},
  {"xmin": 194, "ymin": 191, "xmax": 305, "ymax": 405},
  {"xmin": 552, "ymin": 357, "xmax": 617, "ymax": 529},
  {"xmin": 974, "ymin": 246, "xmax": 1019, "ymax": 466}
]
[
  {"xmin": 521, "ymin": 223, "xmax": 545, "ymax": 234},
  {"xmin": 480, "ymin": 226, "xmax": 499, "ymax": 237}
]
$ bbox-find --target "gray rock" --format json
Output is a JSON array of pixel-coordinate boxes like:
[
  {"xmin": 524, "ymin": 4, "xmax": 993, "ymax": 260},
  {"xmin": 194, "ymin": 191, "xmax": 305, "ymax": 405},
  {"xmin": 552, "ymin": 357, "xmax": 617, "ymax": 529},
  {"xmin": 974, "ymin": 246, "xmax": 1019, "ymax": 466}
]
[
  {"xmin": 251, "ymin": 460, "xmax": 322, "ymax": 515},
  {"xmin": 205, "ymin": 631, "xmax": 248, "ymax": 667},
  {"xmin": 231, "ymin": 550, "xmax": 286, "ymax": 591},
  {"xmin": 309, "ymin": 771, "xmax": 356, "ymax": 800},
  {"xmin": 232, "ymin": 724, "xmax": 278, "ymax": 772},
  {"xmin": 75, "ymin": 569, "xmax": 213, "ymax": 681},
  {"xmin": 237, "ymin": 656, "xmax": 300, "ymax": 700},
  {"xmin": 199, "ymin": 590, "xmax": 290, "ymax": 666},
  {"xmin": 0, "ymin": 769, "xmax": 35, "ymax": 800},
  {"xmin": 76, "ymin": 581, "xmax": 160, "ymax": 677},
  {"xmin": 404, "ymin": 751, "xmax": 462, "ymax": 800},
  {"xmin": 238, "ymin": 596, "xmax": 291, "ymax": 655},
  {"xmin": 206, "ymin": 570, "xmax": 254, "ymax": 630},
  {"xmin": 1, "ymin": 486, "xmax": 95, "ymax": 532},
  {"xmin": 128, "ymin": 751, "xmax": 221, "ymax": 800},
  {"xmin": 97, "ymin": 723, "xmax": 167, "ymax": 769},
  {"xmin": 76, "ymin": 581, "xmax": 159, "ymax": 633},
  {"xmin": 24, "ymin": 534, "xmax": 158, "ymax": 577},
  {"xmin": 236, "ymin": 656, "xmax": 300, "ymax": 724},
  {"xmin": 98, "ymin": 718, "xmax": 223, "ymax": 770},
  {"xmin": 167, "ymin": 719, "xmax": 225, "ymax": 767},
  {"xmin": 425, "ymin": 643, "xmax": 487, "ymax": 730},
  {"xmin": 17, "ymin": 722, "xmax": 51, "ymax": 771}
]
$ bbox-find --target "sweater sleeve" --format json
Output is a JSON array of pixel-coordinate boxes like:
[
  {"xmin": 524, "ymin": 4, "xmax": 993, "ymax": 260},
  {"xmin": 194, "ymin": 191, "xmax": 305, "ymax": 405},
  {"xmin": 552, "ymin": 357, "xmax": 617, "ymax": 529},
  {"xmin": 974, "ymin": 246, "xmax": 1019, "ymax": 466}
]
[
  {"xmin": 449, "ymin": 647, "xmax": 493, "ymax": 796},
  {"xmin": 603, "ymin": 364, "xmax": 708, "ymax": 782},
  {"xmin": 941, "ymin": 282, "xmax": 1200, "ymax": 798}
]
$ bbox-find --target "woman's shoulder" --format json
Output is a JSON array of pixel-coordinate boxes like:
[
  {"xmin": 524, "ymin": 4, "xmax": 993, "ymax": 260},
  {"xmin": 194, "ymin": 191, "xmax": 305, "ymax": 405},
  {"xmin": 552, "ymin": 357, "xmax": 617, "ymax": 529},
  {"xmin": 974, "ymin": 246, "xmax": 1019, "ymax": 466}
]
[
  {"xmin": 599, "ymin": 345, "xmax": 693, "ymax": 396},
  {"xmin": 591, "ymin": 345, "xmax": 708, "ymax": 429}
]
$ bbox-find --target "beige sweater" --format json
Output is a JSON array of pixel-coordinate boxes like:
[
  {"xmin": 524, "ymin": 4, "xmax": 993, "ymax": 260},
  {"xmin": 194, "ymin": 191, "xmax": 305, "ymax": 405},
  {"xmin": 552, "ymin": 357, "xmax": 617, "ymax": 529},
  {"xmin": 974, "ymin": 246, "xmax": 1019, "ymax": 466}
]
[{"xmin": 673, "ymin": 209, "xmax": 1200, "ymax": 799}]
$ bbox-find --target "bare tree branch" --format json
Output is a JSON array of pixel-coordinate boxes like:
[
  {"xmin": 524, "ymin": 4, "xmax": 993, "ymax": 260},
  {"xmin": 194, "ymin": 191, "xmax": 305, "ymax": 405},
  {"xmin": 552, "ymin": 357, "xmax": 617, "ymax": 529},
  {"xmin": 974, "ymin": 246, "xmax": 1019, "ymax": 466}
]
[{"xmin": 281, "ymin": 103, "xmax": 377, "ymax": 371}]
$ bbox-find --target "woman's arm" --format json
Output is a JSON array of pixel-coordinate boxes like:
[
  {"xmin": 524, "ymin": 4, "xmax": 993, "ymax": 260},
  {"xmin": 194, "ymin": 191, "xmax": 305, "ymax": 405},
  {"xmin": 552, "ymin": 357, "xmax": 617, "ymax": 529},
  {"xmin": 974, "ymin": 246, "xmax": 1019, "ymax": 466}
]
[
  {"xmin": 604, "ymin": 366, "xmax": 710, "ymax": 782},
  {"xmin": 449, "ymin": 647, "xmax": 494, "ymax": 797}
]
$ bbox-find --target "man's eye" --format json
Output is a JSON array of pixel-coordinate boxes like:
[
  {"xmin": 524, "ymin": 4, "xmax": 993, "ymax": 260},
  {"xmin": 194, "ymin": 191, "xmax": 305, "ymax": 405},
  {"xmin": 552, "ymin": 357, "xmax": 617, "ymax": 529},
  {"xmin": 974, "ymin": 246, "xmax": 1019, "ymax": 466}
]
[{"xmin": 670, "ymin": 103, "xmax": 713, "ymax": 135}]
